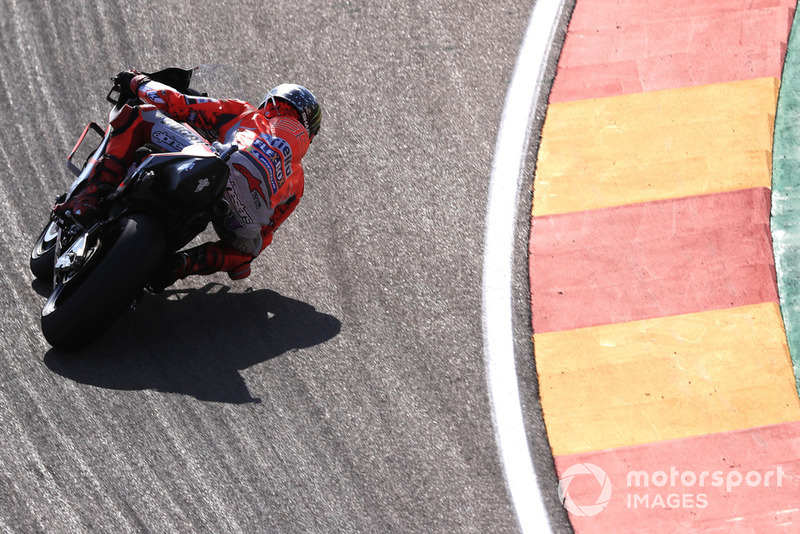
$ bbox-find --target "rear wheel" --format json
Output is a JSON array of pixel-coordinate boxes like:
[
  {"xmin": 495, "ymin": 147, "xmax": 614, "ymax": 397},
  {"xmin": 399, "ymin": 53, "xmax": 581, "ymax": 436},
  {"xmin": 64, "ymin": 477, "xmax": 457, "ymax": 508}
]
[{"xmin": 41, "ymin": 213, "xmax": 166, "ymax": 350}]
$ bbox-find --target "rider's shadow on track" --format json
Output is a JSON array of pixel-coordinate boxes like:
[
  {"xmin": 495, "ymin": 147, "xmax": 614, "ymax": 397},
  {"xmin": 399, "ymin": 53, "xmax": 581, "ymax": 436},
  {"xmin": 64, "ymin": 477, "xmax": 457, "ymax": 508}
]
[{"xmin": 43, "ymin": 282, "xmax": 341, "ymax": 404}]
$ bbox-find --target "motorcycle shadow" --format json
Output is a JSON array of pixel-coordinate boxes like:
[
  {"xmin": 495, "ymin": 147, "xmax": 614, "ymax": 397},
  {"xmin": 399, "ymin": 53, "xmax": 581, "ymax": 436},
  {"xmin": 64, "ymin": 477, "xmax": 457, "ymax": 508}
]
[{"xmin": 43, "ymin": 282, "xmax": 342, "ymax": 404}]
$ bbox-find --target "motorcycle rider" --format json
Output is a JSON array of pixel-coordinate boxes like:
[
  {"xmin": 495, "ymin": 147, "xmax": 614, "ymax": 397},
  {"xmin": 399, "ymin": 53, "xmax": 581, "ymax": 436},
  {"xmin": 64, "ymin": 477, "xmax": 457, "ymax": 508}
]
[{"xmin": 55, "ymin": 69, "xmax": 321, "ymax": 288}]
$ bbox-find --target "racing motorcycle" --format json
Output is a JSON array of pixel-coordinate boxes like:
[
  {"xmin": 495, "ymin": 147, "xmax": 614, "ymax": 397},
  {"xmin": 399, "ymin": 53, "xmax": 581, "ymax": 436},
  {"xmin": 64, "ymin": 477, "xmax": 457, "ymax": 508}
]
[{"xmin": 31, "ymin": 67, "xmax": 234, "ymax": 350}]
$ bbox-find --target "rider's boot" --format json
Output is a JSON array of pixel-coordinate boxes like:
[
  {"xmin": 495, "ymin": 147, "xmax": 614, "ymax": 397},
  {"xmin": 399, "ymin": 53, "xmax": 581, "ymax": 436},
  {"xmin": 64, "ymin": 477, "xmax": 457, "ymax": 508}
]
[
  {"xmin": 53, "ymin": 155, "xmax": 126, "ymax": 225},
  {"xmin": 148, "ymin": 241, "xmax": 253, "ymax": 292}
]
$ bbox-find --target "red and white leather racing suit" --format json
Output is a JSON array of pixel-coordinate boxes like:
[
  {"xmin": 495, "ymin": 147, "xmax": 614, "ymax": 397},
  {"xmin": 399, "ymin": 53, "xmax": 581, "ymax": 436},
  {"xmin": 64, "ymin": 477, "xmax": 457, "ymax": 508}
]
[{"xmin": 86, "ymin": 78, "xmax": 311, "ymax": 281}]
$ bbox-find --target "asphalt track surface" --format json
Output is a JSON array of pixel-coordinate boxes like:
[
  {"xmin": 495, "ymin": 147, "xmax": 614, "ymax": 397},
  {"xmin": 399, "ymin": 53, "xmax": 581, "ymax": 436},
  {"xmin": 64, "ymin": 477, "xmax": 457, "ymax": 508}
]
[{"xmin": 0, "ymin": 1, "xmax": 572, "ymax": 532}]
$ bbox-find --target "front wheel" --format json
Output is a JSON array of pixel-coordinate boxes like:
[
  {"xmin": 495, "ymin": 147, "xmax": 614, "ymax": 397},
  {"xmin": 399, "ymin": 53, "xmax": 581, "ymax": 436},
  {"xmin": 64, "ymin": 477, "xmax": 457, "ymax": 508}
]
[
  {"xmin": 30, "ymin": 218, "xmax": 59, "ymax": 283},
  {"xmin": 41, "ymin": 213, "xmax": 166, "ymax": 350}
]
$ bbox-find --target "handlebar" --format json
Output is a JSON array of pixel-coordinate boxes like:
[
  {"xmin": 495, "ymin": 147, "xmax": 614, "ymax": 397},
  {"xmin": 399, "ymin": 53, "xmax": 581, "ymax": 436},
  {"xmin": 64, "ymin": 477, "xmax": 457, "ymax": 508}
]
[
  {"xmin": 106, "ymin": 67, "xmax": 198, "ymax": 108},
  {"xmin": 106, "ymin": 82, "xmax": 133, "ymax": 107}
]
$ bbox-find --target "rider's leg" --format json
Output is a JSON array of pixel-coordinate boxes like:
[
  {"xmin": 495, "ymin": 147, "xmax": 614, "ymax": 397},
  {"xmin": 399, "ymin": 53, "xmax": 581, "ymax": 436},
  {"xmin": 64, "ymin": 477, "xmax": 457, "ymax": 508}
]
[
  {"xmin": 147, "ymin": 221, "xmax": 265, "ymax": 291},
  {"xmin": 55, "ymin": 106, "xmax": 209, "ymax": 222},
  {"xmin": 173, "ymin": 241, "xmax": 253, "ymax": 280},
  {"xmin": 147, "ymin": 240, "xmax": 253, "ymax": 292},
  {"xmin": 54, "ymin": 105, "xmax": 152, "ymax": 221}
]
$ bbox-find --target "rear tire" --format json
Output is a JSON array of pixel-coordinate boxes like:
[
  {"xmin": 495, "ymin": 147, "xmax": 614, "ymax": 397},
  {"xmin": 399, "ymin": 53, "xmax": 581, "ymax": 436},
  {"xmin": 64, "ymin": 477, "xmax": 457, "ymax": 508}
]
[{"xmin": 41, "ymin": 213, "xmax": 166, "ymax": 350}]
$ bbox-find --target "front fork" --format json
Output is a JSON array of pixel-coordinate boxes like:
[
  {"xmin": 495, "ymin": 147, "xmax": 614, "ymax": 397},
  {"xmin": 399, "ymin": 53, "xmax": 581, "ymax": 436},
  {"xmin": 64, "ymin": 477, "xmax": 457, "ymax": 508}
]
[{"xmin": 43, "ymin": 217, "xmax": 107, "ymax": 317}]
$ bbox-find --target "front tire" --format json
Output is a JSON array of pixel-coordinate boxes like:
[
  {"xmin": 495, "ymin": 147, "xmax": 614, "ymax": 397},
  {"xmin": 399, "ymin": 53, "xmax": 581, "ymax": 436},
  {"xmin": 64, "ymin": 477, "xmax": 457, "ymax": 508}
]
[
  {"xmin": 30, "ymin": 218, "xmax": 59, "ymax": 283},
  {"xmin": 41, "ymin": 213, "xmax": 166, "ymax": 350}
]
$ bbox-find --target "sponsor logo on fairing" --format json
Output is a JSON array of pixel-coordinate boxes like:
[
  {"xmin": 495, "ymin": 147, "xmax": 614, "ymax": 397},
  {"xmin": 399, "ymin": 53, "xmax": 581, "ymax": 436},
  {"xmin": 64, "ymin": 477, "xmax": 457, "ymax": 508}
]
[
  {"xmin": 194, "ymin": 178, "xmax": 210, "ymax": 193},
  {"xmin": 152, "ymin": 130, "xmax": 187, "ymax": 152},
  {"xmin": 178, "ymin": 160, "xmax": 197, "ymax": 172},
  {"xmin": 153, "ymin": 117, "xmax": 206, "ymax": 151}
]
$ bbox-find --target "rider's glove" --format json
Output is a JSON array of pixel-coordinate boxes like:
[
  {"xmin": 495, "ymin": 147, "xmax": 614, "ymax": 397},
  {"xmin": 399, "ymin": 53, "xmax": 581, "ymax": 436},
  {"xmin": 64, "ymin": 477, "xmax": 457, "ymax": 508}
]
[{"xmin": 114, "ymin": 69, "xmax": 149, "ymax": 93}]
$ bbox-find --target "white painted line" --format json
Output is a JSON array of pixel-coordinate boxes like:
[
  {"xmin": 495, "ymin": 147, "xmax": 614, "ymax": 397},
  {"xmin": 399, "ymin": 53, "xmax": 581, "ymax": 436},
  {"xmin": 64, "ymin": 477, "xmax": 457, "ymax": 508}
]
[{"xmin": 482, "ymin": 1, "xmax": 568, "ymax": 533}]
